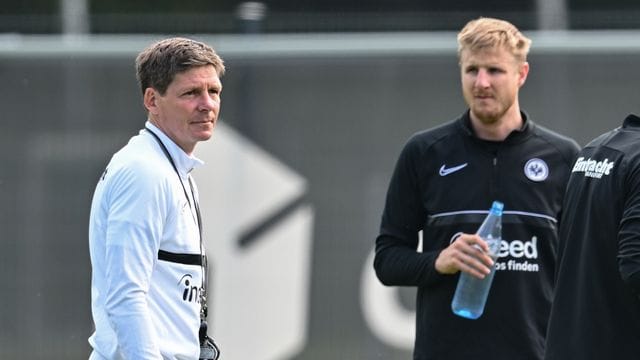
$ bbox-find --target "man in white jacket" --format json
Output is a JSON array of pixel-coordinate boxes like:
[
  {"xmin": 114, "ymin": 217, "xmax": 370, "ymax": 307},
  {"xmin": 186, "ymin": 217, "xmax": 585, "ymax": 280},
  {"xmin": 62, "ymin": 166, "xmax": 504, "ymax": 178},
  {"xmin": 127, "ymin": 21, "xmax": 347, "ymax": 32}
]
[{"xmin": 88, "ymin": 37, "xmax": 224, "ymax": 360}]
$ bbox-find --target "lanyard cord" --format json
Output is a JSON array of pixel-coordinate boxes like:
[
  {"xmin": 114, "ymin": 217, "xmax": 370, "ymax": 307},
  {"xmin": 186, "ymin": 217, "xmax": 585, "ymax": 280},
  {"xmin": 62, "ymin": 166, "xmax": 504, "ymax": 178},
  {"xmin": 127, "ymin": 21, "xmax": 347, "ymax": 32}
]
[{"xmin": 145, "ymin": 127, "xmax": 209, "ymax": 320}]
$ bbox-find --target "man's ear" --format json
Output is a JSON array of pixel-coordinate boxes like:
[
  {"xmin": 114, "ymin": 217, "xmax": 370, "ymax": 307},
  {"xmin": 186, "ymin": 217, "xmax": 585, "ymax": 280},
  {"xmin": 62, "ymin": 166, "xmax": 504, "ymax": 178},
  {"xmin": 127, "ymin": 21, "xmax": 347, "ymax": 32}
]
[
  {"xmin": 143, "ymin": 88, "xmax": 159, "ymax": 115},
  {"xmin": 518, "ymin": 61, "xmax": 530, "ymax": 88}
]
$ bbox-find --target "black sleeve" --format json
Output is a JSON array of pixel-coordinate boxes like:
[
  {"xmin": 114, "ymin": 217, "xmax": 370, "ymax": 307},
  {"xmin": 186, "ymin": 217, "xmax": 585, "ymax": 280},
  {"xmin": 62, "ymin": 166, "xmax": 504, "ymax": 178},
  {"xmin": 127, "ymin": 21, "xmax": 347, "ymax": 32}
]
[
  {"xmin": 374, "ymin": 235, "xmax": 448, "ymax": 286},
  {"xmin": 373, "ymin": 137, "xmax": 448, "ymax": 287},
  {"xmin": 618, "ymin": 157, "xmax": 640, "ymax": 296}
]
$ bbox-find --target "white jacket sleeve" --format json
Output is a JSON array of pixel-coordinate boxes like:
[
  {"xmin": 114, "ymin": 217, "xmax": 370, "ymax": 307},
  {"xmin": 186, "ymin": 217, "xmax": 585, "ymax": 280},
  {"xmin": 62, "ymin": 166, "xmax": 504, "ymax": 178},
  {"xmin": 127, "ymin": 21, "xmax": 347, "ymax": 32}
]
[{"xmin": 103, "ymin": 164, "xmax": 168, "ymax": 359}]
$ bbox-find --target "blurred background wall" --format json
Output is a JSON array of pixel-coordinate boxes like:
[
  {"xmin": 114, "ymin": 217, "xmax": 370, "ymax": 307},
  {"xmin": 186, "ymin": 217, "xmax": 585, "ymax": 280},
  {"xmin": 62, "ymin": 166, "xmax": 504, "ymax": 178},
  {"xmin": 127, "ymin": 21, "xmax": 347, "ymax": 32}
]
[{"xmin": 2, "ymin": 1, "xmax": 640, "ymax": 359}]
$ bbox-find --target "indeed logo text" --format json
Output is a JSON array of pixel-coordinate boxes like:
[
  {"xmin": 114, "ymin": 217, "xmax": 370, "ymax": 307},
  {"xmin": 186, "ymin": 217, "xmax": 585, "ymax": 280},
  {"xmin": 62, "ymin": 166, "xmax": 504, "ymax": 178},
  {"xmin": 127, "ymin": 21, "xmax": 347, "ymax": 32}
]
[
  {"xmin": 179, "ymin": 274, "xmax": 201, "ymax": 304},
  {"xmin": 497, "ymin": 236, "xmax": 538, "ymax": 259},
  {"xmin": 495, "ymin": 237, "xmax": 540, "ymax": 272}
]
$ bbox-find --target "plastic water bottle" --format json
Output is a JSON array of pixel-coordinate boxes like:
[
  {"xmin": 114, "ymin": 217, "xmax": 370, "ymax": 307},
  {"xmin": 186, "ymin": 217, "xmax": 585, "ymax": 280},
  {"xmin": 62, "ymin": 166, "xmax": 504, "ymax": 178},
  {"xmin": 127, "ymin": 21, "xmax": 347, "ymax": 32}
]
[{"xmin": 451, "ymin": 201, "xmax": 503, "ymax": 319}]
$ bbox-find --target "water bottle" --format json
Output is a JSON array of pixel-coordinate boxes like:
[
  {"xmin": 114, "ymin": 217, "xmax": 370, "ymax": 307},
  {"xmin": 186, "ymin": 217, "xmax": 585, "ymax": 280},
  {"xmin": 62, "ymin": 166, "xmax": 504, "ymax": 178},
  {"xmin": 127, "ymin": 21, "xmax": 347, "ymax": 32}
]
[{"xmin": 451, "ymin": 201, "xmax": 503, "ymax": 319}]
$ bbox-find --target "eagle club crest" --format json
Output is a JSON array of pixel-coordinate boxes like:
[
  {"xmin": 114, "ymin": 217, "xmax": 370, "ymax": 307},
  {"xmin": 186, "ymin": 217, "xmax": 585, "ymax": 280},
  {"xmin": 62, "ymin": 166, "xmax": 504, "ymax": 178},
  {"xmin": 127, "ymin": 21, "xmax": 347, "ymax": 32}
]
[{"xmin": 524, "ymin": 158, "xmax": 549, "ymax": 182}]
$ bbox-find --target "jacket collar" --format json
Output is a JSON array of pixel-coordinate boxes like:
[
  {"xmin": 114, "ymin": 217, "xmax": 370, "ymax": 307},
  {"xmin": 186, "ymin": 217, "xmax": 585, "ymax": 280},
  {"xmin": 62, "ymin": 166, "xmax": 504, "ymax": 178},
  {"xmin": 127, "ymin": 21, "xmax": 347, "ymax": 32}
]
[
  {"xmin": 144, "ymin": 121, "xmax": 204, "ymax": 179},
  {"xmin": 622, "ymin": 114, "xmax": 640, "ymax": 129},
  {"xmin": 458, "ymin": 109, "xmax": 534, "ymax": 144}
]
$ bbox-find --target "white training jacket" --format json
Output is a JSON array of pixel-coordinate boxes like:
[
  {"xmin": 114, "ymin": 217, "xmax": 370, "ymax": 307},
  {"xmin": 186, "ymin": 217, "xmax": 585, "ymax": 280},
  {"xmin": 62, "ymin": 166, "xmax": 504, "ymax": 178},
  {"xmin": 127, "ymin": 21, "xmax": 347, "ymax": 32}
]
[{"xmin": 89, "ymin": 121, "xmax": 204, "ymax": 360}]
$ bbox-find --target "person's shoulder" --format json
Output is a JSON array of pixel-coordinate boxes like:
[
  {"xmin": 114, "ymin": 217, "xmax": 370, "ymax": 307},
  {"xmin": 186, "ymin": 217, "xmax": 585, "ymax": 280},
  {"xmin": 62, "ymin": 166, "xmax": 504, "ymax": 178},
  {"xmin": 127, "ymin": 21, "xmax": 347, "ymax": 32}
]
[
  {"xmin": 531, "ymin": 123, "xmax": 580, "ymax": 149},
  {"xmin": 106, "ymin": 135, "xmax": 169, "ymax": 187},
  {"xmin": 405, "ymin": 117, "xmax": 460, "ymax": 149},
  {"xmin": 588, "ymin": 124, "xmax": 640, "ymax": 157},
  {"xmin": 530, "ymin": 122, "xmax": 581, "ymax": 162}
]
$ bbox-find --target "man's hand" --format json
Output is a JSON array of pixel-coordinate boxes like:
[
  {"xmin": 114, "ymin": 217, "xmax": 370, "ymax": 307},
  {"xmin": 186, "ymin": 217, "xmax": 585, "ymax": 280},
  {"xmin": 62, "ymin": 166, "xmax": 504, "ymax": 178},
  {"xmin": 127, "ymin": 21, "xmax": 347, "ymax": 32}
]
[{"xmin": 434, "ymin": 233, "xmax": 495, "ymax": 279}]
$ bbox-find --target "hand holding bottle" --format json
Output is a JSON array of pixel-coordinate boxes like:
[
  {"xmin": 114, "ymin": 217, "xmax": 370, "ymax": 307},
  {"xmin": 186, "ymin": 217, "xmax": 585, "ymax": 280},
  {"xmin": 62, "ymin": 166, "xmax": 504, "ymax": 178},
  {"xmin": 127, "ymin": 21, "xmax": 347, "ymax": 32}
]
[
  {"xmin": 450, "ymin": 201, "xmax": 503, "ymax": 319},
  {"xmin": 435, "ymin": 233, "xmax": 495, "ymax": 279}
]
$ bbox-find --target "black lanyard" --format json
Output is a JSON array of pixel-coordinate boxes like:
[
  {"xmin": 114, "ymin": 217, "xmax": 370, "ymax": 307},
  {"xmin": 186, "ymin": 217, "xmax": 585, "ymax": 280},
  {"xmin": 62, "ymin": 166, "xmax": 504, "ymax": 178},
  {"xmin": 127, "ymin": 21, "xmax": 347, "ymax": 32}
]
[{"xmin": 145, "ymin": 126, "xmax": 209, "ymax": 320}]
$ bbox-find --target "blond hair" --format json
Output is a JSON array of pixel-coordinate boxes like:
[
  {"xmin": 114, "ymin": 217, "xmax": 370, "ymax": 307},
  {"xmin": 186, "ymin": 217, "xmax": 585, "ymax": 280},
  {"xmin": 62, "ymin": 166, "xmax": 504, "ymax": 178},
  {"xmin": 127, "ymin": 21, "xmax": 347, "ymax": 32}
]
[{"xmin": 457, "ymin": 17, "xmax": 532, "ymax": 63}]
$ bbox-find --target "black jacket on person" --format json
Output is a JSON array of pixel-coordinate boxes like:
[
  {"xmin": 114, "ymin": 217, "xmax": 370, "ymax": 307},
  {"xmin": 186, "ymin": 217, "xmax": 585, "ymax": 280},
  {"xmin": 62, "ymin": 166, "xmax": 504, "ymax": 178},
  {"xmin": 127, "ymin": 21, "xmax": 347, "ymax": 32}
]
[
  {"xmin": 545, "ymin": 114, "xmax": 640, "ymax": 360},
  {"xmin": 374, "ymin": 111, "xmax": 579, "ymax": 360}
]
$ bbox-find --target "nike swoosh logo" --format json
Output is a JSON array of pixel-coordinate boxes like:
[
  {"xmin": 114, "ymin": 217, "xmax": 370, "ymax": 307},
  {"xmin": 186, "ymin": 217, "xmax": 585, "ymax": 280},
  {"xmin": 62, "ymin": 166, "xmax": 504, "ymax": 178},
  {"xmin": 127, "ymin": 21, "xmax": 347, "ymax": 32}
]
[{"xmin": 439, "ymin": 163, "xmax": 468, "ymax": 176}]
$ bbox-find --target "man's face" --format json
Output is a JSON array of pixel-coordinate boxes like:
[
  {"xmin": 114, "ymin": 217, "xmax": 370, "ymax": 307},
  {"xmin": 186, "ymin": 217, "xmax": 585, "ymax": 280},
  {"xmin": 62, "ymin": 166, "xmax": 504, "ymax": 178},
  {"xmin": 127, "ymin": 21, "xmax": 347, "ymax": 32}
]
[
  {"xmin": 145, "ymin": 65, "xmax": 222, "ymax": 154},
  {"xmin": 460, "ymin": 47, "xmax": 528, "ymax": 125}
]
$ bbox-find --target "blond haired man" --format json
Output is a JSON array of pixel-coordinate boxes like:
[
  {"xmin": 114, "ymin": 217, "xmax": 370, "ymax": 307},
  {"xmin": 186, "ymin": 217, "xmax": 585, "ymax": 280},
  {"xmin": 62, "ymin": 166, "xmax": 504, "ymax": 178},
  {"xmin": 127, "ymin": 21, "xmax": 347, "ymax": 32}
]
[{"xmin": 374, "ymin": 18, "xmax": 579, "ymax": 359}]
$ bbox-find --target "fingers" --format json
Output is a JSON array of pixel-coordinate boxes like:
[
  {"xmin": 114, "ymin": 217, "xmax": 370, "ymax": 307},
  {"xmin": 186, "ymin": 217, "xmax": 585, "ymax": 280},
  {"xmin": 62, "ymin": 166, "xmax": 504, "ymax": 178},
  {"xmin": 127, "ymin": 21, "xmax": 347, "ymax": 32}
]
[
  {"xmin": 454, "ymin": 248, "xmax": 493, "ymax": 279},
  {"xmin": 434, "ymin": 234, "xmax": 495, "ymax": 278},
  {"xmin": 460, "ymin": 233, "xmax": 489, "ymax": 253}
]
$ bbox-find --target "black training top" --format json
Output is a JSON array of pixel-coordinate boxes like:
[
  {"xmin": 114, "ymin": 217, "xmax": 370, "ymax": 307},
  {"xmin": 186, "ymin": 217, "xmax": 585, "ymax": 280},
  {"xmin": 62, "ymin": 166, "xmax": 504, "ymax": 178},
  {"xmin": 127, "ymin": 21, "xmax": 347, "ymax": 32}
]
[
  {"xmin": 375, "ymin": 111, "xmax": 579, "ymax": 360},
  {"xmin": 545, "ymin": 114, "xmax": 640, "ymax": 360}
]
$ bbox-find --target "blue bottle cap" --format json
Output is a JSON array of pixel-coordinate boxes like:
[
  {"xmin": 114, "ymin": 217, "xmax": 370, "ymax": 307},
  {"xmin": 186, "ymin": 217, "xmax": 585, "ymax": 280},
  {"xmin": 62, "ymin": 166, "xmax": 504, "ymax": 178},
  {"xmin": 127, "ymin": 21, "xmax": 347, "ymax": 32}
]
[{"xmin": 490, "ymin": 201, "xmax": 504, "ymax": 214}]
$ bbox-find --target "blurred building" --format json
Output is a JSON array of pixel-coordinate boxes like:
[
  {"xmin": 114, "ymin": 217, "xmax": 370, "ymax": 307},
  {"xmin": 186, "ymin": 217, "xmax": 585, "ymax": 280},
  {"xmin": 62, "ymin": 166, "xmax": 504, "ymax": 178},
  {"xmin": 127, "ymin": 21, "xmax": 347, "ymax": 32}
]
[{"xmin": 5, "ymin": 0, "xmax": 640, "ymax": 34}]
